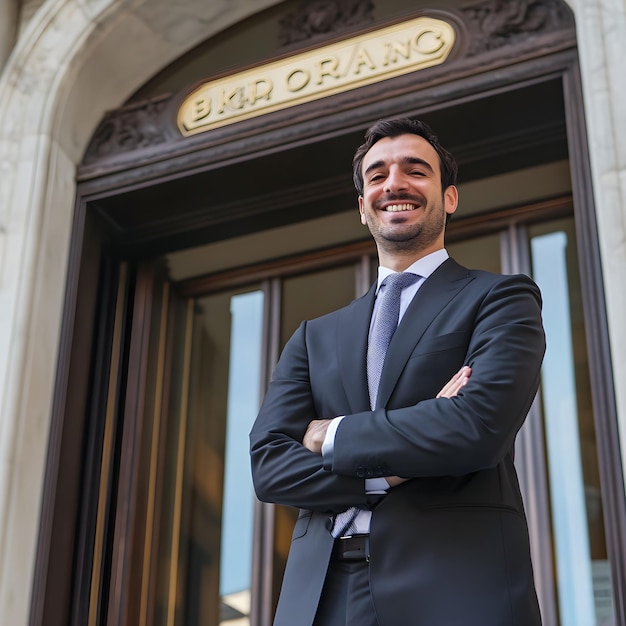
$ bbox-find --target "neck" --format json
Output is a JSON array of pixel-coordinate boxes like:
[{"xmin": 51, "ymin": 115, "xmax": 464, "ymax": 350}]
[{"xmin": 377, "ymin": 243, "xmax": 444, "ymax": 272}]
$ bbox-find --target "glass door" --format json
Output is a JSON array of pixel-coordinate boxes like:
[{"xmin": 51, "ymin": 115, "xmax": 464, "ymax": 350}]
[
  {"xmin": 97, "ymin": 207, "xmax": 616, "ymax": 626},
  {"xmin": 448, "ymin": 216, "xmax": 616, "ymax": 626},
  {"xmin": 529, "ymin": 219, "xmax": 615, "ymax": 626},
  {"xmin": 139, "ymin": 258, "xmax": 366, "ymax": 626},
  {"xmin": 161, "ymin": 216, "xmax": 617, "ymax": 626},
  {"xmin": 151, "ymin": 286, "xmax": 265, "ymax": 626}
]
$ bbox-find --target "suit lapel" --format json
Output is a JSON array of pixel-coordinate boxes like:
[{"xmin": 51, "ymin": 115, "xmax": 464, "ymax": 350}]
[
  {"xmin": 376, "ymin": 258, "xmax": 473, "ymax": 408},
  {"xmin": 337, "ymin": 283, "xmax": 376, "ymax": 414}
]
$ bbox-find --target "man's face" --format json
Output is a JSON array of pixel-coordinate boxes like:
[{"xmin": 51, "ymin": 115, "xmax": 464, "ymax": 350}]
[{"xmin": 358, "ymin": 134, "xmax": 458, "ymax": 261}]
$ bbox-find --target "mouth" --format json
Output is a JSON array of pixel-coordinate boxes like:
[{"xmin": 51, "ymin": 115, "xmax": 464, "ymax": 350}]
[{"xmin": 382, "ymin": 203, "xmax": 418, "ymax": 212}]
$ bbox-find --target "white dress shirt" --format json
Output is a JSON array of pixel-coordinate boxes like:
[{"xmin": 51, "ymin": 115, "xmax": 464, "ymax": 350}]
[{"xmin": 322, "ymin": 248, "xmax": 449, "ymax": 534}]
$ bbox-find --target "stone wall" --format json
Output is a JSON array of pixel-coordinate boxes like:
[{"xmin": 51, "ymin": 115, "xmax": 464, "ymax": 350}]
[
  {"xmin": 0, "ymin": 2, "xmax": 282, "ymax": 623},
  {"xmin": 0, "ymin": 1, "xmax": 624, "ymax": 624}
]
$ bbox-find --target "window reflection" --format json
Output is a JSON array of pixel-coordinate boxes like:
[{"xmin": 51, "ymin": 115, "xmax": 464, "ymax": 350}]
[
  {"xmin": 154, "ymin": 216, "xmax": 616, "ymax": 626},
  {"xmin": 155, "ymin": 288, "xmax": 264, "ymax": 626},
  {"xmin": 530, "ymin": 223, "xmax": 615, "ymax": 626},
  {"xmin": 220, "ymin": 291, "xmax": 264, "ymax": 625},
  {"xmin": 532, "ymin": 231, "xmax": 596, "ymax": 625}
]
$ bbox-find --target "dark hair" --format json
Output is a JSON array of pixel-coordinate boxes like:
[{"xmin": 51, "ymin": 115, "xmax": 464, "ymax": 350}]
[{"xmin": 352, "ymin": 118, "xmax": 458, "ymax": 195}]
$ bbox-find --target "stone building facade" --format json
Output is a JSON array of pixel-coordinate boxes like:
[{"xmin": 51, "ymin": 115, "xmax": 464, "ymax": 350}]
[{"xmin": 0, "ymin": 1, "xmax": 625, "ymax": 625}]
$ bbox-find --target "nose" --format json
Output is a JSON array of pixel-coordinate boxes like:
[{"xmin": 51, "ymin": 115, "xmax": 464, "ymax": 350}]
[{"xmin": 383, "ymin": 166, "xmax": 408, "ymax": 194}]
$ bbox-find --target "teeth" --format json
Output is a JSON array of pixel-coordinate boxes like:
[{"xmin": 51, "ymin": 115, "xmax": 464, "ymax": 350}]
[{"xmin": 385, "ymin": 203, "xmax": 415, "ymax": 212}]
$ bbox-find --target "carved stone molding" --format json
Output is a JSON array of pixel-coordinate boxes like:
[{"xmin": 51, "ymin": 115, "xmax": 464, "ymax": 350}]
[
  {"xmin": 83, "ymin": 95, "xmax": 170, "ymax": 164},
  {"xmin": 278, "ymin": 0, "xmax": 374, "ymax": 47},
  {"xmin": 81, "ymin": 1, "xmax": 576, "ymax": 168},
  {"xmin": 461, "ymin": 0, "xmax": 574, "ymax": 56}
]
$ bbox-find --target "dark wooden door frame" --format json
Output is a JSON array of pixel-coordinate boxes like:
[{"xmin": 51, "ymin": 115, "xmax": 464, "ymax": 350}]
[
  {"xmin": 29, "ymin": 6, "xmax": 626, "ymax": 626},
  {"xmin": 562, "ymin": 62, "xmax": 626, "ymax": 623}
]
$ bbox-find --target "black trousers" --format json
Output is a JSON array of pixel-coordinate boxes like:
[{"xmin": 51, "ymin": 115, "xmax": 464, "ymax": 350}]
[{"xmin": 313, "ymin": 556, "xmax": 379, "ymax": 626}]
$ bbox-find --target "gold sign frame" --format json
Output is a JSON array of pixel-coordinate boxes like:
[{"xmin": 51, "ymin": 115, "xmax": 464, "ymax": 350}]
[{"xmin": 177, "ymin": 16, "xmax": 456, "ymax": 136}]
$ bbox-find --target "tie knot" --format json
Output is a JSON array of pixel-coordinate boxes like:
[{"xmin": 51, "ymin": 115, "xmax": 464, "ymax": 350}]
[{"xmin": 381, "ymin": 272, "xmax": 419, "ymax": 293}]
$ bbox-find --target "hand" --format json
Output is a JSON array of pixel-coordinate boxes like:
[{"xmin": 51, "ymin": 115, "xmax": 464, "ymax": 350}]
[
  {"xmin": 436, "ymin": 365, "xmax": 471, "ymax": 398},
  {"xmin": 386, "ymin": 366, "xmax": 472, "ymax": 488},
  {"xmin": 303, "ymin": 419, "xmax": 331, "ymax": 454},
  {"xmin": 385, "ymin": 475, "xmax": 409, "ymax": 488}
]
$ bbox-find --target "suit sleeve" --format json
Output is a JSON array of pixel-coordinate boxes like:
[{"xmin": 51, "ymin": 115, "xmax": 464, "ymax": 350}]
[
  {"xmin": 249, "ymin": 321, "xmax": 373, "ymax": 512},
  {"xmin": 329, "ymin": 274, "xmax": 546, "ymax": 478}
]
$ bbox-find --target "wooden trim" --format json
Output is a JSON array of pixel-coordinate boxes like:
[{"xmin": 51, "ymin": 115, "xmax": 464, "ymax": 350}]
[
  {"xmin": 501, "ymin": 224, "xmax": 559, "ymax": 625},
  {"xmin": 177, "ymin": 239, "xmax": 374, "ymax": 297},
  {"xmin": 77, "ymin": 7, "xmax": 575, "ymax": 183},
  {"xmin": 77, "ymin": 52, "xmax": 576, "ymax": 200},
  {"xmin": 29, "ymin": 201, "xmax": 106, "ymax": 626},
  {"xmin": 562, "ymin": 60, "xmax": 626, "ymax": 625},
  {"xmin": 138, "ymin": 281, "xmax": 170, "ymax": 626},
  {"xmin": 88, "ymin": 264, "xmax": 129, "ymax": 626},
  {"xmin": 165, "ymin": 299, "xmax": 195, "ymax": 626},
  {"xmin": 75, "ymin": 55, "xmax": 576, "ymax": 260},
  {"xmin": 176, "ymin": 195, "xmax": 572, "ymax": 297},
  {"xmin": 106, "ymin": 264, "xmax": 155, "ymax": 626},
  {"xmin": 446, "ymin": 196, "xmax": 572, "ymax": 243}
]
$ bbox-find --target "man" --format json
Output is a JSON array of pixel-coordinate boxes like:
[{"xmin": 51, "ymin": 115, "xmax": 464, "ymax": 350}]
[{"xmin": 249, "ymin": 118, "xmax": 545, "ymax": 626}]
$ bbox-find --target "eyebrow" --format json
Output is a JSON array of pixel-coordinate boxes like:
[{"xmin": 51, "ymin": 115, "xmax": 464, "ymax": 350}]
[{"xmin": 364, "ymin": 156, "xmax": 435, "ymax": 178}]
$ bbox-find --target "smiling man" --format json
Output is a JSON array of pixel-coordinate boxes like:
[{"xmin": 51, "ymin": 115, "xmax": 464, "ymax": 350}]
[
  {"xmin": 250, "ymin": 118, "xmax": 546, "ymax": 626},
  {"xmin": 356, "ymin": 130, "xmax": 458, "ymax": 268}
]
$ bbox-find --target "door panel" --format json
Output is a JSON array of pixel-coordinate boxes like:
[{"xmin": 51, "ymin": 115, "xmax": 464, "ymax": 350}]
[
  {"xmin": 530, "ymin": 218, "xmax": 615, "ymax": 626},
  {"xmin": 153, "ymin": 287, "xmax": 265, "ymax": 626},
  {"xmin": 444, "ymin": 218, "xmax": 616, "ymax": 625},
  {"xmin": 102, "ymin": 262, "xmax": 192, "ymax": 626},
  {"xmin": 91, "ymin": 209, "xmax": 616, "ymax": 626},
  {"xmin": 280, "ymin": 265, "xmax": 357, "ymax": 347},
  {"xmin": 446, "ymin": 232, "xmax": 501, "ymax": 273}
]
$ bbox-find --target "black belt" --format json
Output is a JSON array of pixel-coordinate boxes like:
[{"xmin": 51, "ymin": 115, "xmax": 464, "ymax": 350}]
[{"xmin": 332, "ymin": 534, "xmax": 370, "ymax": 561}]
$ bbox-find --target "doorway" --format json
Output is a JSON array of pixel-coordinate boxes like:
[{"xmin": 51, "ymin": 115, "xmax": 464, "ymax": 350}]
[
  {"xmin": 82, "ymin": 187, "xmax": 614, "ymax": 626},
  {"xmin": 33, "ymin": 36, "xmax": 624, "ymax": 626}
]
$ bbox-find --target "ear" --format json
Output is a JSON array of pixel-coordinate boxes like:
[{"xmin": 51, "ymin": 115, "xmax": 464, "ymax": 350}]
[
  {"xmin": 358, "ymin": 196, "xmax": 367, "ymax": 225},
  {"xmin": 444, "ymin": 186, "xmax": 458, "ymax": 217}
]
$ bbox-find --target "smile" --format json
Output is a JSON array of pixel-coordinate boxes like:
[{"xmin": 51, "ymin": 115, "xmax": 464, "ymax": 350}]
[{"xmin": 383, "ymin": 203, "xmax": 417, "ymax": 212}]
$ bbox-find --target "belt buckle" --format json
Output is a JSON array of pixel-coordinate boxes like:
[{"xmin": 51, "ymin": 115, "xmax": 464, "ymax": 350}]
[{"xmin": 338, "ymin": 534, "xmax": 370, "ymax": 562}]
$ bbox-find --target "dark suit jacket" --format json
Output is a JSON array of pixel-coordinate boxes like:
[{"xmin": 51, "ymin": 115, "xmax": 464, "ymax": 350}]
[{"xmin": 250, "ymin": 258, "xmax": 546, "ymax": 626}]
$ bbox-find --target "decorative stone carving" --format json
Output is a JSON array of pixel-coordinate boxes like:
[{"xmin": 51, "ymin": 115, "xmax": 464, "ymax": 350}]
[
  {"xmin": 83, "ymin": 95, "xmax": 170, "ymax": 163},
  {"xmin": 82, "ymin": 1, "xmax": 576, "ymax": 165},
  {"xmin": 461, "ymin": 0, "xmax": 574, "ymax": 56},
  {"xmin": 278, "ymin": 0, "xmax": 374, "ymax": 47}
]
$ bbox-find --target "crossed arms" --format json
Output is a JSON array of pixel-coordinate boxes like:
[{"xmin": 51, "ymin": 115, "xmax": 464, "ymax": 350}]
[
  {"xmin": 250, "ymin": 273, "xmax": 545, "ymax": 513},
  {"xmin": 302, "ymin": 365, "xmax": 471, "ymax": 488}
]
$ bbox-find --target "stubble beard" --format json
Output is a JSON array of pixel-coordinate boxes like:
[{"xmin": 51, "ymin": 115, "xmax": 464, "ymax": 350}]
[{"xmin": 368, "ymin": 199, "xmax": 446, "ymax": 256}]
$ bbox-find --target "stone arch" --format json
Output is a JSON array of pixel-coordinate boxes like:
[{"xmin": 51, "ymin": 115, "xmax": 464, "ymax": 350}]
[{"xmin": 0, "ymin": 1, "xmax": 282, "ymax": 623}]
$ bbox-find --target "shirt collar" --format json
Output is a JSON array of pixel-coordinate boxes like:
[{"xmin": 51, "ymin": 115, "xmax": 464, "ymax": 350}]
[{"xmin": 375, "ymin": 248, "xmax": 449, "ymax": 293}]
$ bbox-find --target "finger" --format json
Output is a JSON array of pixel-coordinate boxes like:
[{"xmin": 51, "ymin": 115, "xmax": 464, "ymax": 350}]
[
  {"xmin": 302, "ymin": 420, "xmax": 328, "ymax": 454},
  {"xmin": 437, "ymin": 366, "xmax": 471, "ymax": 398},
  {"xmin": 448, "ymin": 369, "xmax": 470, "ymax": 396},
  {"xmin": 436, "ymin": 366, "xmax": 466, "ymax": 397},
  {"xmin": 438, "ymin": 379, "xmax": 465, "ymax": 399},
  {"xmin": 385, "ymin": 476, "xmax": 409, "ymax": 488}
]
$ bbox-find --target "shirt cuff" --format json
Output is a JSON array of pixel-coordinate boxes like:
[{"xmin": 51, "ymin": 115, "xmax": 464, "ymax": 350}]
[
  {"xmin": 365, "ymin": 478, "xmax": 389, "ymax": 493},
  {"xmin": 321, "ymin": 416, "xmax": 344, "ymax": 470}
]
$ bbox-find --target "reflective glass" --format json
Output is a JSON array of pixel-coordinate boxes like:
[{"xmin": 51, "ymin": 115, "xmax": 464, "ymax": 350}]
[
  {"xmin": 530, "ymin": 219, "xmax": 615, "ymax": 626},
  {"xmin": 153, "ymin": 288, "xmax": 264, "ymax": 626}
]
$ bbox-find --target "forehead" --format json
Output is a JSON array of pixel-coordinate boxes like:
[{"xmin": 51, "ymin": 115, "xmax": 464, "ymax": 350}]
[{"xmin": 362, "ymin": 133, "xmax": 441, "ymax": 174}]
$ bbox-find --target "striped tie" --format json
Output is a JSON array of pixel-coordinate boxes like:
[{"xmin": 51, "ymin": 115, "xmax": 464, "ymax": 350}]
[{"xmin": 332, "ymin": 272, "xmax": 419, "ymax": 537}]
